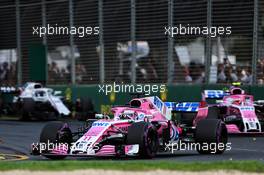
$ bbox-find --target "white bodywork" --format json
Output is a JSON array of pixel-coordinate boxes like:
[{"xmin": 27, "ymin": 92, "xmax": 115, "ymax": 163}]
[{"xmin": 15, "ymin": 82, "xmax": 70, "ymax": 115}]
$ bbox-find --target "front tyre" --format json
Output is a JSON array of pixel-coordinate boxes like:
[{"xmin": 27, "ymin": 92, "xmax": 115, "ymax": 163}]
[
  {"xmin": 20, "ymin": 98, "xmax": 35, "ymax": 121},
  {"xmin": 195, "ymin": 119, "xmax": 228, "ymax": 154},
  {"xmin": 39, "ymin": 121, "xmax": 72, "ymax": 160},
  {"xmin": 127, "ymin": 122, "xmax": 159, "ymax": 158}
]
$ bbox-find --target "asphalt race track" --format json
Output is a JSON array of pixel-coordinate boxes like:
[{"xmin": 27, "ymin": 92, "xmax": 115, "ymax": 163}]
[{"xmin": 0, "ymin": 120, "xmax": 263, "ymax": 161}]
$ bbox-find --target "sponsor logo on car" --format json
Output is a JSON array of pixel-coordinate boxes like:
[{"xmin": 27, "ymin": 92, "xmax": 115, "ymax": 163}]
[
  {"xmin": 154, "ymin": 96, "xmax": 163, "ymax": 111},
  {"xmin": 92, "ymin": 122, "xmax": 110, "ymax": 127},
  {"xmin": 240, "ymin": 107, "xmax": 254, "ymax": 111}
]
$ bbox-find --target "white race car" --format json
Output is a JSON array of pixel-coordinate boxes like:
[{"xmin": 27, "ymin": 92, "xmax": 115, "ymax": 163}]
[{"xmin": 14, "ymin": 82, "xmax": 70, "ymax": 120}]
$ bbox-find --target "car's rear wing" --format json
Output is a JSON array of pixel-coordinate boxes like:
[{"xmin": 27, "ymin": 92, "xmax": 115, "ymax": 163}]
[
  {"xmin": 203, "ymin": 90, "xmax": 229, "ymax": 99},
  {"xmin": 164, "ymin": 102, "xmax": 199, "ymax": 112}
]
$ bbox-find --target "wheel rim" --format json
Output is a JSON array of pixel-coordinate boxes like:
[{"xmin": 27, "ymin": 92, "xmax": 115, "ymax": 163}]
[
  {"xmin": 146, "ymin": 128, "xmax": 158, "ymax": 154},
  {"xmin": 216, "ymin": 122, "xmax": 227, "ymax": 146}
]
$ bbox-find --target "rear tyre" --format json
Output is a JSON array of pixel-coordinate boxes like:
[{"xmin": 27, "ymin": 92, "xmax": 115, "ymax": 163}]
[
  {"xmin": 40, "ymin": 121, "xmax": 72, "ymax": 160},
  {"xmin": 0, "ymin": 97, "xmax": 2, "ymax": 117},
  {"xmin": 260, "ymin": 122, "xmax": 264, "ymax": 132},
  {"xmin": 20, "ymin": 98, "xmax": 35, "ymax": 121},
  {"xmin": 80, "ymin": 98, "xmax": 93, "ymax": 111},
  {"xmin": 195, "ymin": 119, "xmax": 228, "ymax": 154},
  {"xmin": 127, "ymin": 122, "xmax": 159, "ymax": 158},
  {"xmin": 179, "ymin": 113, "xmax": 196, "ymax": 126},
  {"xmin": 76, "ymin": 98, "xmax": 95, "ymax": 121},
  {"xmin": 207, "ymin": 107, "xmax": 220, "ymax": 119},
  {"xmin": 256, "ymin": 113, "xmax": 264, "ymax": 132}
]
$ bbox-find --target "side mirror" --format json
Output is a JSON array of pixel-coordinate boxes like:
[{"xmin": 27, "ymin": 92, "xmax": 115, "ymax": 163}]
[
  {"xmin": 54, "ymin": 91, "xmax": 62, "ymax": 96},
  {"xmin": 95, "ymin": 114, "xmax": 104, "ymax": 119},
  {"xmin": 95, "ymin": 114, "xmax": 110, "ymax": 119}
]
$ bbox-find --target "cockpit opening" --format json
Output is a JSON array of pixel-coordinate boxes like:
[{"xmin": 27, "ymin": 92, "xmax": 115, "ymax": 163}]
[
  {"xmin": 231, "ymin": 88, "xmax": 243, "ymax": 95},
  {"xmin": 130, "ymin": 100, "xmax": 141, "ymax": 108}
]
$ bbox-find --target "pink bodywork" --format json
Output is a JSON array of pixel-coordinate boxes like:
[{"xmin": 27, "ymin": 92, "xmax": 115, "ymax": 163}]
[
  {"xmin": 111, "ymin": 97, "xmax": 174, "ymax": 132},
  {"xmin": 51, "ymin": 144, "xmax": 68, "ymax": 155},
  {"xmin": 52, "ymin": 97, "xmax": 178, "ymax": 156},
  {"xmin": 194, "ymin": 94, "xmax": 260, "ymax": 133}
]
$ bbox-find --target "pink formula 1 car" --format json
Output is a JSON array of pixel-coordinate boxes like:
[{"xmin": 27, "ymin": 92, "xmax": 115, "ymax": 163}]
[
  {"xmin": 32, "ymin": 96, "xmax": 228, "ymax": 159},
  {"xmin": 177, "ymin": 86, "xmax": 264, "ymax": 134}
]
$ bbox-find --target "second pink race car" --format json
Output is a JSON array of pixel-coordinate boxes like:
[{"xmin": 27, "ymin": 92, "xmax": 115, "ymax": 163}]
[{"xmin": 170, "ymin": 84, "xmax": 264, "ymax": 134}]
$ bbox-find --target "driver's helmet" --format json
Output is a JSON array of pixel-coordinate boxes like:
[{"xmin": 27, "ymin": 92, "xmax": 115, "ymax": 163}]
[
  {"xmin": 229, "ymin": 82, "xmax": 244, "ymax": 95},
  {"xmin": 230, "ymin": 87, "xmax": 244, "ymax": 95},
  {"xmin": 35, "ymin": 91, "xmax": 45, "ymax": 97}
]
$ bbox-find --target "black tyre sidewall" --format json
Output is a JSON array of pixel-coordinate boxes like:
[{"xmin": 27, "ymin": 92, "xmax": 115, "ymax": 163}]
[
  {"xmin": 39, "ymin": 121, "xmax": 72, "ymax": 159},
  {"xmin": 20, "ymin": 99, "xmax": 35, "ymax": 121},
  {"xmin": 127, "ymin": 122, "xmax": 159, "ymax": 158},
  {"xmin": 196, "ymin": 119, "xmax": 227, "ymax": 154},
  {"xmin": 142, "ymin": 124, "xmax": 159, "ymax": 158}
]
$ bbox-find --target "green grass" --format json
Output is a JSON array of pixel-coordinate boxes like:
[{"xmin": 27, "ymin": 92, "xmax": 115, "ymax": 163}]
[{"xmin": 0, "ymin": 160, "xmax": 263, "ymax": 172}]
